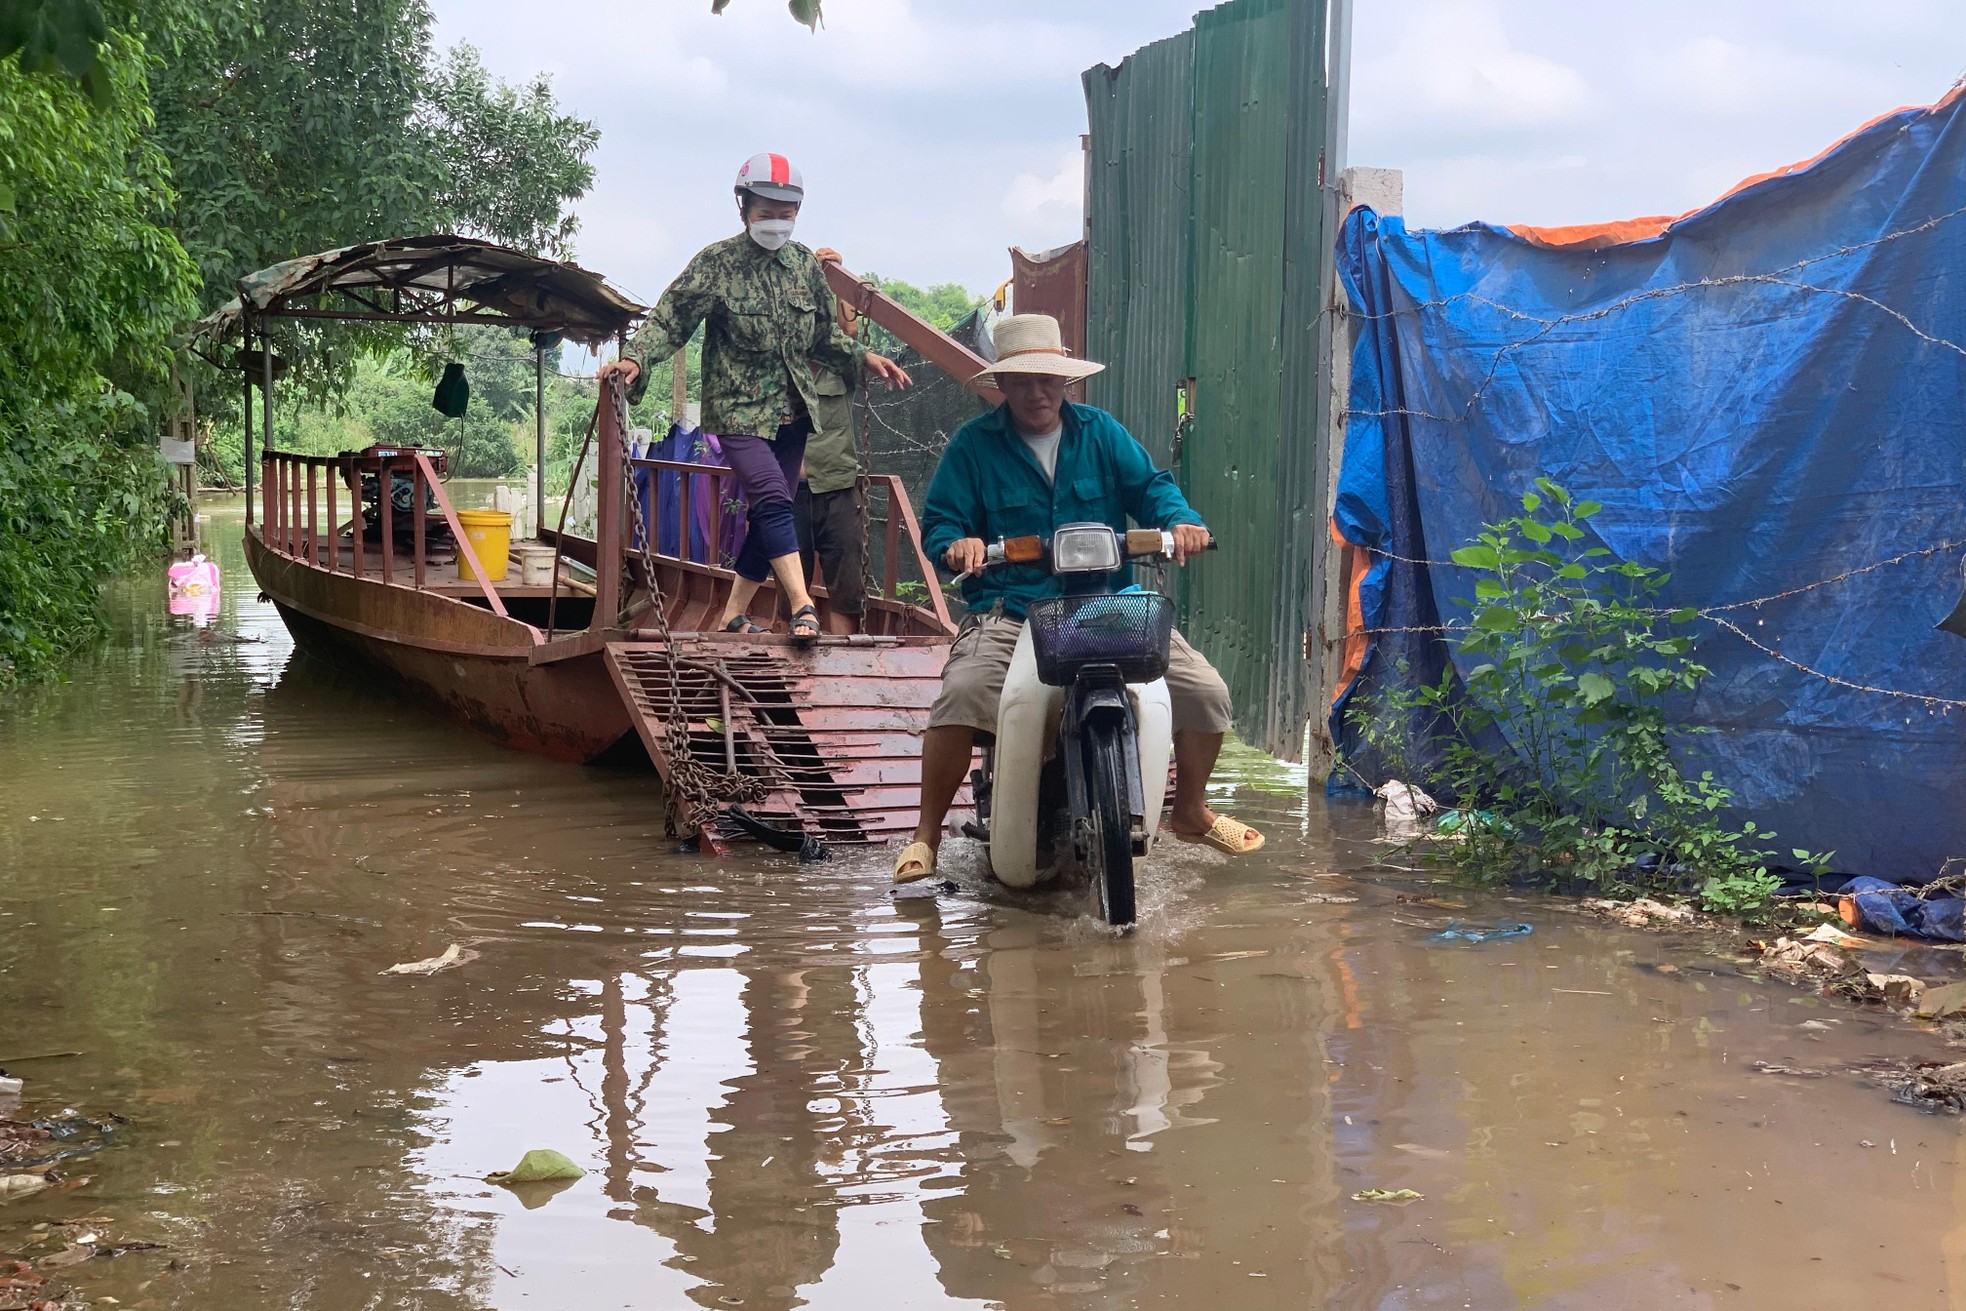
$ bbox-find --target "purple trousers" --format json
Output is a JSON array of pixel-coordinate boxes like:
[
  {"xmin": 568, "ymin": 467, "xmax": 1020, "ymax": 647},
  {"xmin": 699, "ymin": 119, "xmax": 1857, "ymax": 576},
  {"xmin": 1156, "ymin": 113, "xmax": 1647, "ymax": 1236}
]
[{"xmin": 720, "ymin": 418, "xmax": 811, "ymax": 583}]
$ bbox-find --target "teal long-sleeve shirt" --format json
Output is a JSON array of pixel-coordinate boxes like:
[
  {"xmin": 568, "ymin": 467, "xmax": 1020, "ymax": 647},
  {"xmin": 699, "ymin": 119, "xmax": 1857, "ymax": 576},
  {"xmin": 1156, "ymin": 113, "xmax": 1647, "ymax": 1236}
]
[{"xmin": 921, "ymin": 401, "xmax": 1205, "ymax": 620}]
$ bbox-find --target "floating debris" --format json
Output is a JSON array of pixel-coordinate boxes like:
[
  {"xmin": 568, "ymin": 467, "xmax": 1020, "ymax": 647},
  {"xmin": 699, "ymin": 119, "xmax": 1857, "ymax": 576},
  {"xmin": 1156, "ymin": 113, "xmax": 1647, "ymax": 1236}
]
[
  {"xmin": 380, "ymin": 943, "xmax": 477, "ymax": 976},
  {"xmin": 485, "ymin": 1149, "xmax": 584, "ymax": 1184},
  {"xmin": 1587, "ymin": 898, "xmax": 1695, "ymax": 929},
  {"xmin": 1854, "ymin": 1059, "xmax": 1966, "ymax": 1114},
  {"xmin": 1429, "ymin": 921, "xmax": 1532, "ymax": 945},
  {"xmin": 1751, "ymin": 1060, "xmax": 1829, "ymax": 1078},
  {"xmin": 1352, "ymin": 1188, "xmax": 1424, "ymax": 1205}
]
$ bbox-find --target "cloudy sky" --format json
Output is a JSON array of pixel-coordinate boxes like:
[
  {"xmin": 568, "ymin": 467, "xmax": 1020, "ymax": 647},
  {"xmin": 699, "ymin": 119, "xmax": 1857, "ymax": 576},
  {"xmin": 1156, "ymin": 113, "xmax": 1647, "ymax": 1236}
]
[{"xmin": 429, "ymin": 0, "xmax": 1966, "ymax": 303}]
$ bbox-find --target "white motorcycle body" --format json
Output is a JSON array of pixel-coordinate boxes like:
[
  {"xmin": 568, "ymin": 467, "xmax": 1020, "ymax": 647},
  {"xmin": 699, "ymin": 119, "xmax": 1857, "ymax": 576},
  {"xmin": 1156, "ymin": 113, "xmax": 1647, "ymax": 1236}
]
[{"xmin": 988, "ymin": 623, "xmax": 1174, "ymax": 889}]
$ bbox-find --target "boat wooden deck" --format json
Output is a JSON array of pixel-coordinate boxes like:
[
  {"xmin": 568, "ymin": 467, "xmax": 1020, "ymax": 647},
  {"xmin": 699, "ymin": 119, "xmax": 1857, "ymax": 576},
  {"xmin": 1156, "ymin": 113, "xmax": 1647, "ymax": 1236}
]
[{"xmin": 250, "ymin": 436, "xmax": 963, "ymax": 853}]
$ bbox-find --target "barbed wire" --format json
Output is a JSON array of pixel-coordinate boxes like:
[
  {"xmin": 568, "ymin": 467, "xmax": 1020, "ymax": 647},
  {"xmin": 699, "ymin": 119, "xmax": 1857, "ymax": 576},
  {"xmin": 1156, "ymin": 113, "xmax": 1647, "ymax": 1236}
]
[
  {"xmin": 1703, "ymin": 614, "xmax": 1966, "ymax": 711},
  {"xmin": 1346, "ymin": 539, "xmax": 1966, "ymax": 709},
  {"xmin": 1338, "ymin": 205, "xmax": 1966, "ymax": 427},
  {"xmin": 1341, "ymin": 202, "xmax": 1966, "ymax": 329}
]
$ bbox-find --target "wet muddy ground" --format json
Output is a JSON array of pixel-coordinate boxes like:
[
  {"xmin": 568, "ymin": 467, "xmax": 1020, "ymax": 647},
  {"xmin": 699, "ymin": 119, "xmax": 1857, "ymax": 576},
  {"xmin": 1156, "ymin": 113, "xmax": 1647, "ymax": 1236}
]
[{"xmin": 3, "ymin": 502, "xmax": 1965, "ymax": 1309}]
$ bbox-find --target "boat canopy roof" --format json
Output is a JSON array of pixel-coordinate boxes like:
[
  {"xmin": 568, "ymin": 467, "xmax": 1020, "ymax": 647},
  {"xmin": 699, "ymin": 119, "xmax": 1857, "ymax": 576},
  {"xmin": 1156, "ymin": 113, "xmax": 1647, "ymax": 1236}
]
[{"xmin": 191, "ymin": 234, "xmax": 645, "ymax": 349}]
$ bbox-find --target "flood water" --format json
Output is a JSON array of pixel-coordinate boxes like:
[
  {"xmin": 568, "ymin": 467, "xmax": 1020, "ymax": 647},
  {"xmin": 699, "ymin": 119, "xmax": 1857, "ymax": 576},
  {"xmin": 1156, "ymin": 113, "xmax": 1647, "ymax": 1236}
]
[{"xmin": 4, "ymin": 498, "xmax": 1965, "ymax": 1309}]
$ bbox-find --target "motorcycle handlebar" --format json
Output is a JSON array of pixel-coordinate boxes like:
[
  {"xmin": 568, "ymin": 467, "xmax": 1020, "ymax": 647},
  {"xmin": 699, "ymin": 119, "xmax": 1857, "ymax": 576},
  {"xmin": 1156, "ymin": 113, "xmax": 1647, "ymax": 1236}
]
[{"xmin": 975, "ymin": 531, "xmax": 1216, "ymax": 570}]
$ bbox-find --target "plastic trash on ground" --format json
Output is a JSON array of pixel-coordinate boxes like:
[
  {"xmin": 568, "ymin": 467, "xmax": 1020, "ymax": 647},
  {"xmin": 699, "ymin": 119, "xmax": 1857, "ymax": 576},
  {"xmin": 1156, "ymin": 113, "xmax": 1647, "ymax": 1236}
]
[
  {"xmin": 1839, "ymin": 876, "xmax": 1966, "ymax": 942},
  {"xmin": 1587, "ymin": 898, "xmax": 1694, "ymax": 928},
  {"xmin": 1434, "ymin": 809, "xmax": 1514, "ymax": 840},
  {"xmin": 1428, "ymin": 921, "xmax": 1533, "ymax": 945},
  {"xmin": 1373, "ymin": 780, "xmax": 1438, "ymax": 842}
]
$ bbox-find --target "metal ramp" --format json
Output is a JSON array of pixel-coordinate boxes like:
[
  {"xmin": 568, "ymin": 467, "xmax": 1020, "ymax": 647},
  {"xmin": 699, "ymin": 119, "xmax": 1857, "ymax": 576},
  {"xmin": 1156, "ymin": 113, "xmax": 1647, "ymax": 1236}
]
[{"xmin": 604, "ymin": 637, "xmax": 960, "ymax": 850}]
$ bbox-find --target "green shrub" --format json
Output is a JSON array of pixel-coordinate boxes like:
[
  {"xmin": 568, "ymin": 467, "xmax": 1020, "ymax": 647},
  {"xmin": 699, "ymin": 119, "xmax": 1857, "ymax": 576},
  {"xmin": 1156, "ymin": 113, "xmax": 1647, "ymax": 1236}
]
[
  {"xmin": 1349, "ymin": 479, "xmax": 1780, "ymax": 913},
  {"xmin": 0, "ymin": 38, "xmax": 199, "ymax": 690}
]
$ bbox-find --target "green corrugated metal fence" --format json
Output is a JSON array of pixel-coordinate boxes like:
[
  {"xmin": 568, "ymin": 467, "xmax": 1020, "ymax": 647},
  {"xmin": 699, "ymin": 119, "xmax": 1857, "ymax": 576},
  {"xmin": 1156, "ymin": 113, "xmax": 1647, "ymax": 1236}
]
[
  {"xmin": 1082, "ymin": 0, "xmax": 1328, "ymax": 759},
  {"xmin": 1084, "ymin": 26, "xmax": 1195, "ymax": 468}
]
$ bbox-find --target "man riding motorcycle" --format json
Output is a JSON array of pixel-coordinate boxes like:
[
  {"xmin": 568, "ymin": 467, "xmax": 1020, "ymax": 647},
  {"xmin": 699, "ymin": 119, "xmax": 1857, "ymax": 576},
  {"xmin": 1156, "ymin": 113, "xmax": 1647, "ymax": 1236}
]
[{"xmin": 893, "ymin": 314, "xmax": 1266, "ymax": 884}]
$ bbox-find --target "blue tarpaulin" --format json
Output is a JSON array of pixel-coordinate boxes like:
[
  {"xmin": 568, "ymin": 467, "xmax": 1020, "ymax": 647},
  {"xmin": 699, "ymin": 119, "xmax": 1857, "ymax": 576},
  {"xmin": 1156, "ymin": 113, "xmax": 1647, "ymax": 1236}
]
[
  {"xmin": 632, "ymin": 423, "xmax": 745, "ymax": 566},
  {"xmin": 1332, "ymin": 89, "xmax": 1966, "ymax": 879}
]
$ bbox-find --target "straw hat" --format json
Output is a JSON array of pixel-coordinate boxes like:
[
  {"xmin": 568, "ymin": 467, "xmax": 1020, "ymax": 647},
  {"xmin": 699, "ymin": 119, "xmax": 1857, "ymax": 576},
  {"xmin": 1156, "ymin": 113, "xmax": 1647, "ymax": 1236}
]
[{"xmin": 971, "ymin": 314, "xmax": 1105, "ymax": 385}]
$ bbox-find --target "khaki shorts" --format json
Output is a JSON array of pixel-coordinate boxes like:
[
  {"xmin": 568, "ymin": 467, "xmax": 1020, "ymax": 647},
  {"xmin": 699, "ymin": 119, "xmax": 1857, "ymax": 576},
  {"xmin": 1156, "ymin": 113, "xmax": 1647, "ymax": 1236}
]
[{"xmin": 928, "ymin": 613, "xmax": 1234, "ymax": 735}]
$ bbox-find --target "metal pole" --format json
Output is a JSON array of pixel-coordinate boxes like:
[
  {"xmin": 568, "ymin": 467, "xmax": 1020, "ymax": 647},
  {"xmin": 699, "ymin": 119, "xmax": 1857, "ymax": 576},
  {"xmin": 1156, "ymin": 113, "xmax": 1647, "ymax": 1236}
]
[
  {"xmin": 1324, "ymin": 0, "xmax": 1352, "ymax": 178},
  {"xmin": 261, "ymin": 332, "xmax": 275, "ymax": 460},
  {"xmin": 1307, "ymin": 0, "xmax": 1354, "ymax": 775},
  {"xmin": 535, "ymin": 343, "xmax": 547, "ymax": 538},
  {"xmin": 242, "ymin": 323, "xmax": 255, "ymax": 525}
]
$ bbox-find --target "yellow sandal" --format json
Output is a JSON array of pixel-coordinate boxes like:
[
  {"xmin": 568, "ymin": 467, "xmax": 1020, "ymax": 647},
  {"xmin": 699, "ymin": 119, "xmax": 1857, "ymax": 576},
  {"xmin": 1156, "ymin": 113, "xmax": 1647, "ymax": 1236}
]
[
  {"xmin": 1173, "ymin": 813, "xmax": 1265, "ymax": 856},
  {"xmin": 893, "ymin": 840, "xmax": 937, "ymax": 884}
]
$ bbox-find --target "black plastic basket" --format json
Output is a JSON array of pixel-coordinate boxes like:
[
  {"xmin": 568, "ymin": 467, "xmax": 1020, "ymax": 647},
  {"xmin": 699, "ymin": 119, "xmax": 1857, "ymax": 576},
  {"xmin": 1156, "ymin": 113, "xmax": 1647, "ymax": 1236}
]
[{"xmin": 1026, "ymin": 592, "xmax": 1175, "ymax": 686}]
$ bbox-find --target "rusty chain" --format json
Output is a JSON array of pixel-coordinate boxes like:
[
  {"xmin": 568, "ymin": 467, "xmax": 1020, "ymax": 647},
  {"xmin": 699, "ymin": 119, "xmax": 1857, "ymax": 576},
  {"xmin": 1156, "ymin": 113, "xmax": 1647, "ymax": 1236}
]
[{"xmin": 608, "ymin": 382, "xmax": 769, "ymax": 837}]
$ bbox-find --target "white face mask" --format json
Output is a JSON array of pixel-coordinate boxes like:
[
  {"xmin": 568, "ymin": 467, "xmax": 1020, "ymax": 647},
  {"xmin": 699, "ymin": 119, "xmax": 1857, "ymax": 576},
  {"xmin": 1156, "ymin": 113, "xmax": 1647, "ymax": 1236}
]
[{"xmin": 748, "ymin": 218, "xmax": 795, "ymax": 252}]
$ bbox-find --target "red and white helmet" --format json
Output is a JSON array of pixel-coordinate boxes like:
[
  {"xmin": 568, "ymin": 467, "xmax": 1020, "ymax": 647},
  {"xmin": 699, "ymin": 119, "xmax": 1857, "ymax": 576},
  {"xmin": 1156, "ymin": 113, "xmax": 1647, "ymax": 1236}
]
[{"xmin": 734, "ymin": 152, "xmax": 804, "ymax": 203}]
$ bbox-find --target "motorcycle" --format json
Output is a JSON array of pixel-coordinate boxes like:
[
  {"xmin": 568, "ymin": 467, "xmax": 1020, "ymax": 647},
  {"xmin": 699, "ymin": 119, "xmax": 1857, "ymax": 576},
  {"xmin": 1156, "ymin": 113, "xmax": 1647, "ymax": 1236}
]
[{"xmin": 962, "ymin": 523, "xmax": 1212, "ymax": 929}]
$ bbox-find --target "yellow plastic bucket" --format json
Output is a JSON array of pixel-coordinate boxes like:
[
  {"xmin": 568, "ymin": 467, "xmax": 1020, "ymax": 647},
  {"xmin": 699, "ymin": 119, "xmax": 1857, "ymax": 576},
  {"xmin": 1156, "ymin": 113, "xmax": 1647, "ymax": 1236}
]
[{"xmin": 456, "ymin": 508, "xmax": 512, "ymax": 582}]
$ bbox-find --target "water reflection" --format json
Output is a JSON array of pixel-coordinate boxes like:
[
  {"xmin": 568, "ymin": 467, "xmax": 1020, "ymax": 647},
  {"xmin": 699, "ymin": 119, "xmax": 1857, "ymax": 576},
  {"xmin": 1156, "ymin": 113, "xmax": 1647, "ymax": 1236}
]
[{"xmin": 1, "ymin": 498, "xmax": 1963, "ymax": 1309}]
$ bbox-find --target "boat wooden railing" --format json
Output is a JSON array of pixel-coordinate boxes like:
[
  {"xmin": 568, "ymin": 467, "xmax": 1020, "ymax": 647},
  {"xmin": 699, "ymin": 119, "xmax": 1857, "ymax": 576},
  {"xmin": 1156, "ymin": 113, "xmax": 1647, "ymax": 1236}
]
[
  {"xmin": 257, "ymin": 447, "xmax": 508, "ymax": 617},
  {"xmin": 626, "ymin": 456, "xmax": 953, "ymax": 630}
]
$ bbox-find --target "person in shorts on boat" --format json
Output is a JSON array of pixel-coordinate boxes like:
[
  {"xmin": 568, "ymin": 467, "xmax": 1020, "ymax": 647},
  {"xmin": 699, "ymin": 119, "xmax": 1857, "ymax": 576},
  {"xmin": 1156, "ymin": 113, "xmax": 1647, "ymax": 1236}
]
[
  {"xmin": 891, "ymin": 314, "xmax": 1265, "ymax": 883},
  {"xmin": 793, "ymin": 247, "xmax": 868, "ymax": 635},
  {"xmin": 597, "ymin": 153, "xmax": 910, "ymax": 645}
]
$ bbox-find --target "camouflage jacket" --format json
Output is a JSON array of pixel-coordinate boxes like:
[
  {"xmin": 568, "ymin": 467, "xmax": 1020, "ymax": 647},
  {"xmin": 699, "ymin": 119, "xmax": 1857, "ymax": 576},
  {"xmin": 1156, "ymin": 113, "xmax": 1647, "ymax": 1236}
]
[{"xmin": 625, "ymin": 233, "xmax": 866, "ymax": 439}]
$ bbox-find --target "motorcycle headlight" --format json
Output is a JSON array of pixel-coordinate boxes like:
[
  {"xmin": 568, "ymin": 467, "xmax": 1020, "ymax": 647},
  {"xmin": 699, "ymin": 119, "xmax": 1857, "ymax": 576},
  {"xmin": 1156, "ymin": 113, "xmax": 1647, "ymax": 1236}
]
[{"xmin": 1050, "ymin": 523, "xmax": 1121, "ymax": 574}]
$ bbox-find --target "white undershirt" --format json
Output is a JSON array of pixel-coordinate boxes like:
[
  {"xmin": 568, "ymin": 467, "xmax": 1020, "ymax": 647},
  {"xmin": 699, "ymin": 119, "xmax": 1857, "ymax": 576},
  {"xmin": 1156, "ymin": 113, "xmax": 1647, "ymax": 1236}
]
[{"xmin": 1020, "ymin": 424, "xmax": 1063, "ymax": 484}]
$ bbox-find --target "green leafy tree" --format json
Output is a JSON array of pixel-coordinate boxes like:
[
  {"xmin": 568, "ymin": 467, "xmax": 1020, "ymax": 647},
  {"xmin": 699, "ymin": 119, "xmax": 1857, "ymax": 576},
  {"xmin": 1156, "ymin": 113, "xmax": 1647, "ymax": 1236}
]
[
  {"xmin": 852, "ymin": 274, "xmax": 983, "ymax": 368},
  {"xmin": 0, "ymin": 34, "xmax": 200, "ymax": 688},
  {"xmin": 146, "ymin": 2, "xmax": 597, "ymax": 309},
  {"xmin": 2, "ymin": 1, "xmax": 598, "ymax": 687},
  {"xmin": 0, "ymin": 0, "xmax": 112, "ymax": 105},
  {"xmin": 421, "ymin": 45, "xmax": 598, "ymax": 261}
]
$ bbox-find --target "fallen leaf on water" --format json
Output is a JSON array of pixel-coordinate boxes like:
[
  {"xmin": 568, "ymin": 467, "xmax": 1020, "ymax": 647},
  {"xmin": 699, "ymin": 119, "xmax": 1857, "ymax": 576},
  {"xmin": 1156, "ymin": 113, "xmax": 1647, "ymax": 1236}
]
[
  {"xmin": 1352, "ymin": 1188, "xmax": 1423, "ymax": 1205},
  {"xmin": 381, "ymin": 944, "xmax": 477, "ymax": 976}
]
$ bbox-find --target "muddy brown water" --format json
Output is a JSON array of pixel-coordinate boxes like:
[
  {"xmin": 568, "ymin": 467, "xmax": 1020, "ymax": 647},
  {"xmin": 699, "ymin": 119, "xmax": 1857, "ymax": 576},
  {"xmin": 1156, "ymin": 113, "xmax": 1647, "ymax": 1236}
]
[{"xmin": 3, "ymin": 500, "xmax": 1964, "ymax": 1310}]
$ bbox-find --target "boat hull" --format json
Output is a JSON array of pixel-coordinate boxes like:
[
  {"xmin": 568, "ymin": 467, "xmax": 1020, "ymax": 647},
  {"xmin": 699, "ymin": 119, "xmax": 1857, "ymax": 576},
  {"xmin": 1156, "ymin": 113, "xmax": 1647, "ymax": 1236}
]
[{"xmin": 247, "ymin": 530, "xmax": 636, "ymax": 763}]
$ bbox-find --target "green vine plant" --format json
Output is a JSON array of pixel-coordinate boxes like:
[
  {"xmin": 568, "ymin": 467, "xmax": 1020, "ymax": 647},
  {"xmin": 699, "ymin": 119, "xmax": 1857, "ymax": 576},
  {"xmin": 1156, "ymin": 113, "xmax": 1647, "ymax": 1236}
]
[{"xmin": 1348, "ymin": 479, "xmax": 1785, "ymax": 915}]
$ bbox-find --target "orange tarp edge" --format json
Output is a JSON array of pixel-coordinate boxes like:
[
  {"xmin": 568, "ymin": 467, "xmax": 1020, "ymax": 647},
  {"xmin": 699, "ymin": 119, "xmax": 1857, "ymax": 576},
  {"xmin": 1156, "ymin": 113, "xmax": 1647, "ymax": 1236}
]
[
  {"xmin": 1508, "ymin": 82, "xmax": 1966, "ymax": 251},
  {"xmin": 1329, "ymin": 519, "xmax": 1374, "ymax": 709}
]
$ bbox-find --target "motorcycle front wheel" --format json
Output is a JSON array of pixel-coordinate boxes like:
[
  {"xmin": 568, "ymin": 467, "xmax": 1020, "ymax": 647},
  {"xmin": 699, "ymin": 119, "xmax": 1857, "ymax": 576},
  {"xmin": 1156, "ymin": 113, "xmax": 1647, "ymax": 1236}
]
[{"xmin": 1082, "ymin": 719, "xmax": 1137, "ymax": 929}]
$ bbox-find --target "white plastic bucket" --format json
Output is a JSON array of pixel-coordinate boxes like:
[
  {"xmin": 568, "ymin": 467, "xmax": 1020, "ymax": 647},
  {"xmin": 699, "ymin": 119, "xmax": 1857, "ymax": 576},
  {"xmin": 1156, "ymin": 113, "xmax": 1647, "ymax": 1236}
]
[{"xmin": 514, "ymin": 545, "xmax": 556, "ymax": 588}]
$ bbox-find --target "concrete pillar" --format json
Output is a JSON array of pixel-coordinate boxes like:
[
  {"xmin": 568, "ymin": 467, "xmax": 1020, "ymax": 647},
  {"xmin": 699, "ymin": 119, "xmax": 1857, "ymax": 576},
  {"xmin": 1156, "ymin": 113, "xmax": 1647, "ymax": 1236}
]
[{"xmin": 1307, "ymin": 166, "xmax": 1402, "ymax": 780}]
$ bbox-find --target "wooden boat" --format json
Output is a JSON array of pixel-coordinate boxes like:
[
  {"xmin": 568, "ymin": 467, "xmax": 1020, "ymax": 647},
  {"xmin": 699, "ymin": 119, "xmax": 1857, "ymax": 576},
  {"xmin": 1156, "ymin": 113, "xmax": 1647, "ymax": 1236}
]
[{"xmin": 193, "ymin": 237, "xmax": 995, "ymax": 851}]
